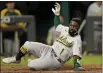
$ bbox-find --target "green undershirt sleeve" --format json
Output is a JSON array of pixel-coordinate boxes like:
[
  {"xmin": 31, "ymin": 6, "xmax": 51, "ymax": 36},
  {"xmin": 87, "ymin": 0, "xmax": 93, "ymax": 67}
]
[{"xmin": 54, "ymin": 16, "xmax": 60, "ymax": 28}]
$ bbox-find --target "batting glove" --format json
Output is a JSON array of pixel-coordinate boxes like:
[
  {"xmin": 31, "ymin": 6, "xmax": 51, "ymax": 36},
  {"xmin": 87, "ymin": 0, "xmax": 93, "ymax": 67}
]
[{"xmin": 52, "ymin": 2, "xmax": 61, "ymax": 16}]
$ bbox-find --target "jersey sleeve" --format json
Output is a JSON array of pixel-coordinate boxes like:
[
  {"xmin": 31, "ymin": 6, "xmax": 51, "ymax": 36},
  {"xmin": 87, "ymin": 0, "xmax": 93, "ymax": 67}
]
[
  {"xmin": 15, "ymin": 9, "xmax": 22, "ymax": 16},
  {"xmin": 1, "ymin": 9, "xmax": 7, "ymax": 17},
  {"xmin": 1, "ymin": 9, "xmax": 8, "ymax": 28},
  {"xmin": 56, "ymin": 24, "xmax": 65, "ymax": 33},
  {"xmin": 72, "ymin": 35, "xmax": 82, "ymax": 58}
]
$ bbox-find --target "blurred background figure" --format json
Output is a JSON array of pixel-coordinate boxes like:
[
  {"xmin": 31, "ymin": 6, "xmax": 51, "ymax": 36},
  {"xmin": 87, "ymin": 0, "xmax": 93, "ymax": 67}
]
[
  {"xmin": 1, "ymin": 1, "xmax": 25, "ymax": 57},
  {"xmin": 46, "ymin": 15, "xmax": 64, "ymax": 45},
  {"xmin": 87, "ymin": 1, "xmax": 102, "ymax": 16},
  {"xmin": 86, "ymin": 1, "xmax": 102, "ymax": 54}
]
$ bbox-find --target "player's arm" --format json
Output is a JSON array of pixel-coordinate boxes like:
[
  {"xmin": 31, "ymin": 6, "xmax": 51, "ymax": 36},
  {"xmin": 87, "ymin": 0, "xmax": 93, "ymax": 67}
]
[
  {"xmin": 54, "ymin": 16, "xmax": 60, "ymax": 27},
  {"xmin": 72, "ymin": 36, "xmax": 84, "ymax": 71},
  {"xmin": 52, "ymin": 2, "xmax": 61, "ymax": 28},
  {"xmin": 15, "ymin": 9, "xmax": 26, "ymax": 28},
  {"xmin": 1, "ymin": 9, "xmax": 9, "ymax": 28},
  {"xmin": 52, "ymin": 2, "xmax": 63, "ymax": 37},
  {"xmin": 47, "ymin": 28, "xmax": 53, "ymax": 45}
]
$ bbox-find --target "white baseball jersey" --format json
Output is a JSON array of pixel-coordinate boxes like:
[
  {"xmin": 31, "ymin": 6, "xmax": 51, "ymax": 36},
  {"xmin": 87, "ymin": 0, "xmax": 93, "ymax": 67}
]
[
  {"xmin": 52, "ymin": 24, "xmax": 82, "ymax": 62},
  {"xmin": 22, "ymin": 24, "xmax": 82, "ymax": 70}
]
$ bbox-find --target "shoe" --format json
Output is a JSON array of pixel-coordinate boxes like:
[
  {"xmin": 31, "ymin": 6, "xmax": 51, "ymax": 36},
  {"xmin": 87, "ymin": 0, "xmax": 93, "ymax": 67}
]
[
  {"xmin": 2, "ymin": 57, "xmax": 19, "ymax": 64},
  {"xmin": 74, "ymin": 66, "xmax": 85, "ymax": 71}
]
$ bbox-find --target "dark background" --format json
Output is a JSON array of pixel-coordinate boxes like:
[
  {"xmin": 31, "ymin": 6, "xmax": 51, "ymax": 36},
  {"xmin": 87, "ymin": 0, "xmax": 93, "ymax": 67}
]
[{"xmin": 0, "ymin": 1, "xmax": 94, "ymax": 44}]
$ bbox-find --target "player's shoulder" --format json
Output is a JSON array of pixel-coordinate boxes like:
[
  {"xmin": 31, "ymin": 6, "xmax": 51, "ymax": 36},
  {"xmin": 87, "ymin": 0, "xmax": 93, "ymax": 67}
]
[
  {"xmin": 56, "ymin": 24, "xmax": 64, "ymax": 30},
  {"xmin": 59, "ymin": 24, "xmax": 68, "ymax": 29},
  {"xmin": 49, "ymin": 26, "xmax": 55, "ymax": 32},
  {"xmin": 14, "ymin": 9, "xmax": 21, "ymax": 13},
  {"xmin": 50, "ymin": 26, "xmax": 55, "ymax": 30},
  {"xmin": 88, "ymin": 2, "xmax": 96, "ymax": 9},
  {"xmin": 1, "ymin": 8, "xmax": 8, "ymax": 13},
  {"xmin": 56, "ymin": 24, "xmax": 69, "ymax": 34},
  {"xmin": 61, "ymin": 25, "xmax": 69, "ymax": 33}
]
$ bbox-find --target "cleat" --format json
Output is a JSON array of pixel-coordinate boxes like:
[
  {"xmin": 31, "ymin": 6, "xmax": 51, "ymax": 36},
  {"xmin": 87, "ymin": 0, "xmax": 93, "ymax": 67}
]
[
  {"xmin": 2, "ymin": 57, "xmax": 19, "ymax": 64},
  {"xmin": 74, "ymin": 66, "xmax": 85, "ymax": 71}
]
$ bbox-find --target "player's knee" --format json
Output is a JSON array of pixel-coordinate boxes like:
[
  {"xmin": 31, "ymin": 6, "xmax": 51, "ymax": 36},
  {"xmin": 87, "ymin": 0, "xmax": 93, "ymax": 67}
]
[
  {"xmin": 28, "ymin": 60, "xmax": 43, "ymax": 70},
  {"xmin": 23, "ymin": 41, "xmax": 31, "ymax": 49},
  {"xmin": 28, "ymin": 62, "xmax": 34, "ymax": 69},
  {"xmin": 24, "ymin": 41, "xmax": 30, "ymax": 45},
  {"xmin": 28, "ymin": 61, "xmax": 37, "ymax": 70},
  {"xmin": 19, "ymin": 41, "xmax": 31, "ymax": 53}
]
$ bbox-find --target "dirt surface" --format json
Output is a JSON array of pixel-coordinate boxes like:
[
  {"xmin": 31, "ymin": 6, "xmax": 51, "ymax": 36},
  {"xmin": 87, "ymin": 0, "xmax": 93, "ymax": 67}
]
[{"xmin": 1, "ymin": 64, "xmax": 102, "ymax": 73}]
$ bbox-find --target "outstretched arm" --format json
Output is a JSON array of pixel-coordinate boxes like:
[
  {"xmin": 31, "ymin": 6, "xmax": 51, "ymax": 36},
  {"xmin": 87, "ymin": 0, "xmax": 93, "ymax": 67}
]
[
  {"xmin": 52, "ymin": 2, "xmax": 61, "ymax": 28},
  {"xmin": 73, "ymin": 36, "xmax": 84, "ymax": 71}
]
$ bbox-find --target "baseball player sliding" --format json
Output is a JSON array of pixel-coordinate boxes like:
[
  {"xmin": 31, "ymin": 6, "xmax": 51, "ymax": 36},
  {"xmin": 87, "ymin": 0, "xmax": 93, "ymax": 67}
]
[{"xmin": 2, "ymin": 3, "xmax": 84, "ymax": 71}]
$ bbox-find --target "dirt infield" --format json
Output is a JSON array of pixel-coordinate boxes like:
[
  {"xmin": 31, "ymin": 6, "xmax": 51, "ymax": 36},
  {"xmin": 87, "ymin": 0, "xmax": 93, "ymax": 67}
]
[{"xmin": 1, "ymin": 64, "xmax": 102, "ymax": 73}]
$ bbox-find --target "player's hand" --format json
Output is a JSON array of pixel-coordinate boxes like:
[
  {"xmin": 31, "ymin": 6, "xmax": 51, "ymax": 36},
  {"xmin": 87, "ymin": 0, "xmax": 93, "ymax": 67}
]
[{"xmin": 52, "ymin": 2, "xmax": 61, "ymax": 16}]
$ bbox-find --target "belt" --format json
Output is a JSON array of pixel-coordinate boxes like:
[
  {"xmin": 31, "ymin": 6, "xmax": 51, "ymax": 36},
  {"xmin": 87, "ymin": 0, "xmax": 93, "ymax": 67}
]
[{"xmin": 52, "ymin": 49, "xmax": 63, "ymax": 63}]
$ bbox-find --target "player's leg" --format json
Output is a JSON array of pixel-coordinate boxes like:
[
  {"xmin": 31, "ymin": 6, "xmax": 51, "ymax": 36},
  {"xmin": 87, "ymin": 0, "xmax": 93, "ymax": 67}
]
[
  {"xmin": 27, "ymin": 48, "xmax": 61, "ymax": 70},
  {"xmin": 2, "ymin": 41, "xmax": 51, "ymax": 63},
  {"xmin": 2, "ymin": 41, "xmax": 27, "ymax": 63},
  {"xmin": 2, "ymin": 41, "xmax": 37, "ymax": 63},
  {"xmin": 94, "ymin": 31, "xmax": 102, "ymax": 54},
  {"xmin": 3, "ymin": 39, "xmax": 13, "ymax": 57}
]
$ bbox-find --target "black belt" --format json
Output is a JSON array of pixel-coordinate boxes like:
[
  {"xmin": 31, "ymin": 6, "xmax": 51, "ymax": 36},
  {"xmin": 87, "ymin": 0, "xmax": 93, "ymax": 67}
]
[{"xmin": 52, "ymin": 49, "xmax": 63, "ymax": 63}]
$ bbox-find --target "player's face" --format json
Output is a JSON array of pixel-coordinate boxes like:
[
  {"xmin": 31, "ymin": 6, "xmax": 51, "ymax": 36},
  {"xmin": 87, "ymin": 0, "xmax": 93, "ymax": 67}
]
[
  {"xmin": 96, "ymin": 1, "xmax": 102, "ymax": 6},
  {"xmin": 69, "ymin": 21, "xmax": 79, "ymax": 36},
  {"xmin": 6, "ymin": 2, "xmax": 15, "ymax": 9}
]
